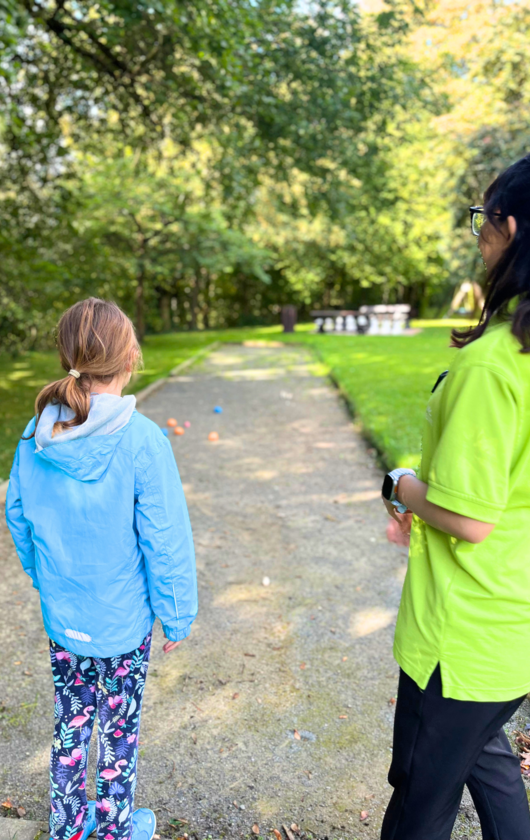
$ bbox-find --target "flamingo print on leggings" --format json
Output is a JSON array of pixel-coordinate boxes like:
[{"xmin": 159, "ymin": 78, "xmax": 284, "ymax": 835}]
[{"xmin": 49, "ymin": 633, "xmax": 152, "ymax": 840}]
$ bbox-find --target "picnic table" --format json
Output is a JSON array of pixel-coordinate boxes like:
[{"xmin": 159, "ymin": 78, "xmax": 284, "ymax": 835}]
[{"xmin": 310, "ymin": 305, "xmax": 411, "ymax": 335}]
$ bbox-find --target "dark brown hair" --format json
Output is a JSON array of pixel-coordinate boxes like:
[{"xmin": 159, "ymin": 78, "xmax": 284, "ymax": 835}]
[
  {"xmin": 452, "ymin": 154, "xmax": 530, "ymax": 352},
  {"xmin": 25, "ymin": 298, "xmax": 141, "ymax": 439}
]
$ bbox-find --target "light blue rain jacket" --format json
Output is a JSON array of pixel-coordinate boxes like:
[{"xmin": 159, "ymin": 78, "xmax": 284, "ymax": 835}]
[{"xmin": 5, "ymin": 394, "xmax": 198, "ymax": 657}]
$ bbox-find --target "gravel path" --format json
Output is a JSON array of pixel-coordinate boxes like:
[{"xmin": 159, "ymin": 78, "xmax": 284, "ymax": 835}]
[{"xmin": 1, "ymin": 343, "xmax": 528, "ymax": 840}]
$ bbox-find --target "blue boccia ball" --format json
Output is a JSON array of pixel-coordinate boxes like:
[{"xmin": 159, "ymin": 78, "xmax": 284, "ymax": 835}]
[{"xmin": 214, "ymin": 406, "xmax": 223, "ymax": 414}]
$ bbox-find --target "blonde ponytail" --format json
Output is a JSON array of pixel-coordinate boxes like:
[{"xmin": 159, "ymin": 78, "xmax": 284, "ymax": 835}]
[{"xmin": 24, "ymin": 298, "xmax": 141, "ymax": 439}]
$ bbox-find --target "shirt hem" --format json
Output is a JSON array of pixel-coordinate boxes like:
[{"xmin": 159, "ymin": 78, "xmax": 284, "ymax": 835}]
[
  {"xmin": 395, "ymin": 642, "xmax": 530, "ymax": 702},
  {"xmin": 45, "ymin": 619, "xmax": 154, "ymax": 658}
]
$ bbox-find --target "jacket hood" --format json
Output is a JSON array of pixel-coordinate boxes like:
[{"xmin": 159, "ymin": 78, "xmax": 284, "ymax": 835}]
[{"xmin": 34, "ymin": 394, "xmax": 136, "ymax": 481}]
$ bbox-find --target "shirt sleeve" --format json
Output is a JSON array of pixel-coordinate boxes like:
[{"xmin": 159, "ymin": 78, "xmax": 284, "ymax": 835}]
[
  {"xmin": 134, "ymin": 435, "xmax": 198, "ymax": 642},
  {"xmin": 426, "ymin": 363, "xmax": 518, "ymax": 524},
  {"xmin": 5, "ymin": 446, "xmax": 39, "ymax": 589}
]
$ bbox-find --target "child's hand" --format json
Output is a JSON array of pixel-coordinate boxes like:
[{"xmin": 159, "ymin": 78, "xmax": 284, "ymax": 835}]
[{"xmin": 163, "ymin": 639, "xmax": 184, "ymax": 654}]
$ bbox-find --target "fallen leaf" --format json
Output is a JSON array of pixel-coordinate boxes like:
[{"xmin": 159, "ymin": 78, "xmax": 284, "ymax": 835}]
[
  {"xmin": 283, "ymin": 824, "xmax": 296, "ymax": 840},
  {"xmin": 324, "ymin": 515, "xmax": 337, "ymax": 521},
  {"xmin": 17, "ymin": 806, "xmax": 26, "ymax": 816},
  {"xmin": 232, "ymin": 692, "xmax": 239, "ymax": 700},
  {"xmin": 389, "ymin": 697, "xmax": 396, "ymax": 706},
  {"xmin": 191, "ymin": 733, "xmax": 197, "ymax": 744},
  {"xmin": 293, "ymin": 729, "xmax": 301, "ymax": 740},
  {"xmin": 244, "ymin": 653, "xmax": 256, "ymax": 658},
  {"xmin": 2, "ymin": 799, "xmax": 13, "ymax": 809},
  {"xmin": 299, "ymin": 662, "xmax": 306, "ymax": 670},
  {"xmin": 329, "ymin": 628, "xmax": 336, "ymax": 634},
  {"xmin": 290, "ymin": 825, "xmax": 300, "ymax": 834},
  {"xmin": 252, "ymin": 824, "xmax": 260, "ymax": 835},
  {"xmin": 153, "ymin": 835, "xmax": 160, "ymax": 839},
  {"xmin": 342, "ymin": 656, "xmax": 348, "ymax": 662},
  {"xmin": 13, "ymin": 661, "xmax": 21, "ymax": 666},
  {"xmin": 360, "ymin": 811, "xmax": 369, "ymax": 821},
  {"xmin": 23, "ymin": 671, "xmax": 32, "ymax": 677},
  {"xmin": 273, "ymin": 830, "xmax": 282, "ymax": 840},
  {"xmin": 339, "ymin": 715, "xmax": 348, "ymax": 719}
]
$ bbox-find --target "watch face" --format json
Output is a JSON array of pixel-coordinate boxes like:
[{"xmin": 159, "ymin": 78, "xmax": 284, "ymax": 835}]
[{"xmin": 382, "ymin": 474, "xmax": 394, "ymax": 501}]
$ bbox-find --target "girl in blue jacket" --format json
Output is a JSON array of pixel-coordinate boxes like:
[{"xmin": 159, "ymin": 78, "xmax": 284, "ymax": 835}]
[{"xmin": 6, "ymin": 298, "xmax": 198, "ymax": 840}]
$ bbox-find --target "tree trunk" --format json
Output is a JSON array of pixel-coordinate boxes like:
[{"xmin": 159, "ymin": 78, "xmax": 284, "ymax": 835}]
[
  {"xmin": 189, "ymin": 272, "xmax": 200, "ymax": 331},
  {"xmin": 202, "ymin": 271, "xmax": 211, "ymax": 329},
  {"xmin": 135, "ymin": 235, "xmax": 147, "ymax": 341},
  {"xmin": 160, "ymin": 292, "xmax": 171, "ymax": 332},
  {"xmin": 135, "ymin": 263, "xmax": 146, "ymax": 342}
]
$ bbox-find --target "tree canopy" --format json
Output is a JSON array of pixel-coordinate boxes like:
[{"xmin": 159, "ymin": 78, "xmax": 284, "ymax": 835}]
[{"xmin": 0, "ymin": 0, "xmax": 526, "ymax": 350}]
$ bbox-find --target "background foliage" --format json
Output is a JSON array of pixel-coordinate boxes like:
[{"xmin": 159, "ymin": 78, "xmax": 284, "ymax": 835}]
[{"xmin": 0, "ymin": 0, "xmax": 527, "ymax": 352}]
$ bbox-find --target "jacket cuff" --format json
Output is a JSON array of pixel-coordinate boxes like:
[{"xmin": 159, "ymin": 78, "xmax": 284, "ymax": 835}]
[{"xmin": 162, "ymin": 623, "xmax": 191, "ymax": 643}]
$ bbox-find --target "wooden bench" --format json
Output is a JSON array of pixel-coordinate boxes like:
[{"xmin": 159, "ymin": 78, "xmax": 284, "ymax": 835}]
[{"xmin": 310, "ymin": 305, "xmax": 411, "ymax": 335}]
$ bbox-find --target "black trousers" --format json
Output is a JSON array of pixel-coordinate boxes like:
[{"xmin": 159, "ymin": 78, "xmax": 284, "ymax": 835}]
[{"xmin": 381, "ymin": 666, "xmax": 530, "ymax": 840}]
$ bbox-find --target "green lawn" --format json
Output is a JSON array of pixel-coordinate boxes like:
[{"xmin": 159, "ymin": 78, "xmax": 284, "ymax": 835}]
[{"xmin": 0, "ymin": 322, "xmax": 463, "ymax": 480}]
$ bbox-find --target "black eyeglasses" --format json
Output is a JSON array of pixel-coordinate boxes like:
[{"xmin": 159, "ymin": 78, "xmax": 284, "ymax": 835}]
[{"xmin": 469, "ymin": 206, "xmax": 503, "ymax": 237}]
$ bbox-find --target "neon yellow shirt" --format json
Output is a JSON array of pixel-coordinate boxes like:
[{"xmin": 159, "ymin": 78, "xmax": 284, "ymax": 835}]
[{"xmin": 394, "ymin": 322, "xmax": 530, "ymax": 701}]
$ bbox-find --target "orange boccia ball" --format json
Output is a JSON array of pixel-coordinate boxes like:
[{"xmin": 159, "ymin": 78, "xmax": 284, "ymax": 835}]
[
  {"xmin": 174, "ymin": 426, "xmax": 185, "ymax": 436},
  {"xmin": 167, "ymin": 418, "xmax": 178, "ymax": 427},
  {"xmin": 208, "ymin": 431, "xmax": 219, "ymax": 442}
]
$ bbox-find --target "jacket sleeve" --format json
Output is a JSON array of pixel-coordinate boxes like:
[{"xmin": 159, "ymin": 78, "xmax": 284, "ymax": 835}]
[
  {"xmin": 134, "ymin": 434, "xmax": 198, "ymax": 642},
  {"xmin": 5, "ymin": 445, "xmax": 38, "ymax": 590}
]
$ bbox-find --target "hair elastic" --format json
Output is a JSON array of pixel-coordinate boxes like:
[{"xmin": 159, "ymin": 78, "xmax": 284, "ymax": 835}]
[{"xmin": 68, "ymin": 369, "xmax": 81, "ymax": 379}]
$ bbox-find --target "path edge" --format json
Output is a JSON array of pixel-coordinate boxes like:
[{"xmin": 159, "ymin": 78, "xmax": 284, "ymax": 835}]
[{"xmin": 134, "ymin": 341, "xmax": 220, "ymax": 406}]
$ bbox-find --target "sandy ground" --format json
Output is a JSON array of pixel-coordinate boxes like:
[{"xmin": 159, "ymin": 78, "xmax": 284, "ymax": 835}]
[{"xmin": 1, "ymin": 343, "xmax": 528, "ymax": 840}]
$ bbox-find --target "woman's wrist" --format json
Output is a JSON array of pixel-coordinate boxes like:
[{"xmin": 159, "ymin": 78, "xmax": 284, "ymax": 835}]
[{"xmin": 396, "ymin": 473, "xmax": 415, "ymax": 509}]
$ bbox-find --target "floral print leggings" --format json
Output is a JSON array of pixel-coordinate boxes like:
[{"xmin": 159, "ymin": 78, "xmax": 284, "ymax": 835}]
[{"xmin": 49, "ymin": 632, "xmax": 152, "ymax": 840}]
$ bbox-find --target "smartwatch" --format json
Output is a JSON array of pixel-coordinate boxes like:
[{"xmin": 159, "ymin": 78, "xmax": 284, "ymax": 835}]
[{"xmin": 382, "ymin": 468, "xmax": 416, "ymax": 514}]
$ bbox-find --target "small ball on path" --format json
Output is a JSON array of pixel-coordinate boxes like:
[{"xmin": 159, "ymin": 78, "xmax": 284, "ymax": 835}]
[
  {"xmin": 184, "ymin": 421, "xmax": 191, "ymax": 428},
  {"xmin": 174, "ymin": 426, "xmax": 185, "ymax": 436},
  {"xmin": 213, "ymin": 406, "xmax": 223, "ymax": 414},
  {"xmin": 208, "ymin": 431, "xmax": 219, "ymax": 442},
  {"xmin": 262, "ymin": 576, "xmax": 271, "ymax": 587},
  {"xmin": 167, "ymin": 418, "xmax": 178, "ymax": 427}
]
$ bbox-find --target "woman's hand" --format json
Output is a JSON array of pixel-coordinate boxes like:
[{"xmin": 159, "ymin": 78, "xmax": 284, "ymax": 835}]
[
  {"xmin": 386, "ymin": 513, "xmax": 413, "ymax": 547},
  {"xmin": 163, "ymin": 639, "xmax": 184, "ymax": 654},
  {"xmin": 383, "ymin": 492, "xmax": 412, "ymax": 546},
  {"xmin": 383, "ymin": 496, "xmax": 406, "ymax": 522}
]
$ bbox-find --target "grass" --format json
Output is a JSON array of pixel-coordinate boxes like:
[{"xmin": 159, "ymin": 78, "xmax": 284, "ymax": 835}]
[{"xmin": 0, "ymin": 320, "xmax": 465, "ymax": 480}]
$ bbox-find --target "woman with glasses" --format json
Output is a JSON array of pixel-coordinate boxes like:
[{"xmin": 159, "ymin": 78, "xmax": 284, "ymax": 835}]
[{"xmin": 379, "ymin": 154, "xmax": 530, "ymax": 839}]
